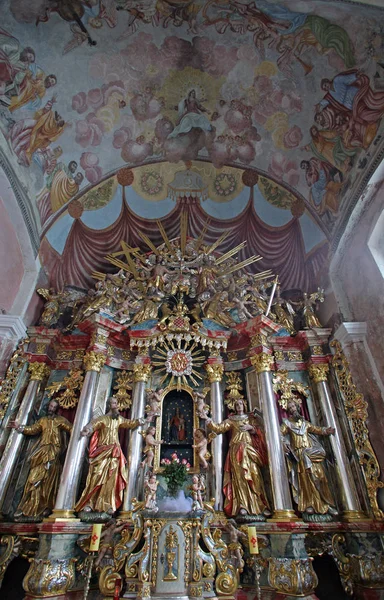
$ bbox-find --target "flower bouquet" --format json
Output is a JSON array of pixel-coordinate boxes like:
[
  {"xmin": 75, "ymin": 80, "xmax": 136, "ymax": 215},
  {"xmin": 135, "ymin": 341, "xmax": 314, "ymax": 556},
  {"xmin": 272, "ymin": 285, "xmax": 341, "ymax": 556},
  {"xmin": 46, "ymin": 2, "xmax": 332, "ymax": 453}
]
[{"xmin": 161, "ymin": 452, "xmax": 190, "ymax": 498}]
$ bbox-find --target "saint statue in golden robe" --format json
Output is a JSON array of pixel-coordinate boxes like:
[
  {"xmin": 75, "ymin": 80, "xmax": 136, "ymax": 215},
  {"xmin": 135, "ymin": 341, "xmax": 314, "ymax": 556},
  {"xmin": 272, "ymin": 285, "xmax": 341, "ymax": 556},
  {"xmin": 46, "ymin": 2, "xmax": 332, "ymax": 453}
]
[
  {"xmin": 75, "ymin": 397, "xmax": 144, "ymax": 515},
  {"xmin": 207, "ymin": 399, "xmax": 270, "ymax": 517},
  {"xmin": 13, "ymin": 399, "xmax": 72, "ymax": 519},
  {"xmin": 281, "ymin": 400, "xmax": 338, "ymax": 516}
]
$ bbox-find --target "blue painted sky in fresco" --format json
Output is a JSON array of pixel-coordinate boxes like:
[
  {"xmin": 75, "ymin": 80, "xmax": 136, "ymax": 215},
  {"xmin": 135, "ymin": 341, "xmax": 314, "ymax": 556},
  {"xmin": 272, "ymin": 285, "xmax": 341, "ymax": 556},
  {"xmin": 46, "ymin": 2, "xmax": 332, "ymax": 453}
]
[{"xmin": 46, "ymin": 181, "xmax": 325, "ymax": 255}]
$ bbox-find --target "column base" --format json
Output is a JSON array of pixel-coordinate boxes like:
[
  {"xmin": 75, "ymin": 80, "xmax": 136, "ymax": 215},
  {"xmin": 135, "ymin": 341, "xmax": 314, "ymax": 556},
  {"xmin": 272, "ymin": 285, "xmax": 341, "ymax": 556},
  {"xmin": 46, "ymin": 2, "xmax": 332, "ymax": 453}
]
[
  {"xmin": 270, "ymin": 509, "xmax": 299, "ymax": 522},
  {"xmin": 118, "ymin": 510, "xmax": 132, "ymax": 520},
  {"xmin": 46, "ymin": 509, "xmax": 80, "ymax": 521},
  {"xmin": 342, "ymin": 510, "xmax": 371, "ymax": 522}
]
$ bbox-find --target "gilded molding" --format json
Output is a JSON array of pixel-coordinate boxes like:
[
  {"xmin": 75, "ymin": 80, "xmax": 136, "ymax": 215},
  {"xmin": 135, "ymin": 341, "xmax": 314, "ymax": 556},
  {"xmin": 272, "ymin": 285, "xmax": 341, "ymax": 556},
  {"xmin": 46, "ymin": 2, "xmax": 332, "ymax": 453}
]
[
  {"xmin": 133, "ymin": 363, "xmax": 152, "ymax": 382},
  {"xmin": 23, "ymin": 557, "xmax": 76, "ymax": 597},
  {"xmin": 28, "ymin": 362, "xmax": 51, "ymax": 381},
  {"xmin": 308, "ymin": 363, "xmax": 329, "ymax": 383},
  {"xmin": 268, "ymin": 557, "xmax": 318, "ymax": 596},
  {"xmin": 205, "ymin": 363, "xmax": 224, "ymax": 383},
  {"xmin": 0, "ymin": 535, "xmax": 20, "ymax": 583},
  {"xmin": 250, "ymin": 353, "xmax": 274, "ymax": 373},
  {"xmin": 331, "ymin": 341, "xmax": 384, "ymax": 520},
  {"xmin": 83, "ymin": 351, "xmax": 106, "ymax": 372}
]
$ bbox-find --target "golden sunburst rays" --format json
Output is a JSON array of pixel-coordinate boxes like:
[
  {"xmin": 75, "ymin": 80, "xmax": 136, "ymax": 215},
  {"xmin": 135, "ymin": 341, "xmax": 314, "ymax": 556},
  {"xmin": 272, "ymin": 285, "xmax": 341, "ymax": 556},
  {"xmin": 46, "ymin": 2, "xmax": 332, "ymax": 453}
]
[
  {"xmin": 159, "ymin": 66, "xmax": 224, "ymax": 124},
  {"xmin": 152, "ymin": 339, "xmax": 205, "ymax": 391}
]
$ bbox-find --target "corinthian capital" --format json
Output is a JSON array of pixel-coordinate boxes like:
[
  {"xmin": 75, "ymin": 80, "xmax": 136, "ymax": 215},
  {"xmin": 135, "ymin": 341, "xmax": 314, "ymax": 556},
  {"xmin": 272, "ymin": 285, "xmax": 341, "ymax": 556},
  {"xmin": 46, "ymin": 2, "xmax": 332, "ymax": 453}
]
[
  {"xmin": 205, "ymin": 363, "xmax": 224, "ymax": 383},
  {"xmin": 133, "ymin": 363, "xmax": 152, "ymax": 382},
  {"xmin": 251, "ymin": 353, "xmax": 274, "ymax": 373},
  {"xmin": 83, "ymin": 351, "xmax": 106, "ymax": 373},
  {"xmin": 308, "ymin": 363, "xmax": 329, "ymax": 383},
  {"xmin": 28, "ymin": 362, "xmax": 51, "ymax": 381}
]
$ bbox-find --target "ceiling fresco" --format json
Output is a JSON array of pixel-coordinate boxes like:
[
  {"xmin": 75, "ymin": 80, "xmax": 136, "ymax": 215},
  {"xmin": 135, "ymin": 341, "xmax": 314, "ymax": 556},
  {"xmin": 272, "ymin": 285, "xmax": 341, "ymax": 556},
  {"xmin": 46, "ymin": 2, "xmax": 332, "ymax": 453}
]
[{"xmin": 0, "ymin": 0, "xmax": 384, "ymax": 291}]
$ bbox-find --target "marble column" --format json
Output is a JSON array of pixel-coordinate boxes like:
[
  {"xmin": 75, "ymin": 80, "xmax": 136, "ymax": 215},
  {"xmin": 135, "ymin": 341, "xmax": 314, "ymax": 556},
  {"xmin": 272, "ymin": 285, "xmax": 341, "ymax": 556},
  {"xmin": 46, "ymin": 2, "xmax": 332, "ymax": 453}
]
[
  {"xmin": 251, "ymin": 353, "xmax": 296, "ymax": 521},
  {"xmin": 121, "ymin": 361, "xmax": 151, "ymax": 515},
  {"xmin": 0, "ymin": 362, "xmax": 51, "ymax": 515},
  {"xmin": 51, "ymin": 351, "xmax": 106, "ymax": 519},
  {"xmin": 206, "ymin": 361, "xmax": 224, "ymax": 512},
  {"xmin": 308, "ymin": 363, "xmax": 366, "ymax": 521}
]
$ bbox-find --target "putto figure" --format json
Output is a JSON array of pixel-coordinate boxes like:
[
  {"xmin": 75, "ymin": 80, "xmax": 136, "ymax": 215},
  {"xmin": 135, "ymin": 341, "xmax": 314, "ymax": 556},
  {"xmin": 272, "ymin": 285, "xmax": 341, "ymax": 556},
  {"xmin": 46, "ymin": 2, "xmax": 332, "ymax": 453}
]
[
  {"xmin": 207, "ymin": 399, "xmax": 270, "ymax": 518},
  {"xmin": 75, "ymin": 397, "xmax": 144, "ymax": 515},
  {"xmin": 141, "ymin": 426, "xmax": 164, "ymax": 469},
  {"xmin": 13, "ymin": 399, "xmax": 72, "ymax": 520},
  {"xmin": 281, "ymin": 399, "xmax": 338, "ymax": 517}
]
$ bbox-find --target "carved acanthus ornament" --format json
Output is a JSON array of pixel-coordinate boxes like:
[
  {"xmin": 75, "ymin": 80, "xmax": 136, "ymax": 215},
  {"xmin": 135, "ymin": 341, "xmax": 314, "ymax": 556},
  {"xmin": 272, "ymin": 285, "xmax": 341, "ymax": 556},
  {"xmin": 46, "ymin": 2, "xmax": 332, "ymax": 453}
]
[
  {"xmin": 308, "ymin": 363, "xmax": 329, "ymax": 383},
  {"xmin": 113, "ymin": 371, "xmax": 133, "ymax": 409},
  {"xmin": 45, "ymin": 369, "xmax": 84, "ymax": 409},
  {"xmin": 225, "ymin": 372, "xmax": 245, "ymax": 411},
  {"xmin": 268, "ymin": 557, "xmax": 318, "ymax": 596},
  {"xmin": 0, "ymin": 343, "xmax": 27, "ymax": 419},
  {"xmin": 331, "ymin": 341, "xmax": 384, "ymax": 520},
  {"xmin": 23, "ymin": 557, "xmax": 76, "ymax": 597},
  {"xmin": 250, "ymin": 353, "xmax": 274, "ymax": 373},
  {"xmin": 0, "ymin": 535, "xmax": 21, "ymax": 583},
  {"xmin": 273, "ymin": 370, "xmax": 309, "ymax": 409},
  {"xmin": 205, "ymin": 363, "xmax": 224, "ymax": 383},
  {"xmin": 28, "ymin": 362, "xmax": 51, "ymax": 381},
  {"xmin": 133, "ymin": 363, "xmax": 152, "ymax": 383},
  {"xmin": 83, "ymin": 351, "xmax": 106, "ymax": 373}
]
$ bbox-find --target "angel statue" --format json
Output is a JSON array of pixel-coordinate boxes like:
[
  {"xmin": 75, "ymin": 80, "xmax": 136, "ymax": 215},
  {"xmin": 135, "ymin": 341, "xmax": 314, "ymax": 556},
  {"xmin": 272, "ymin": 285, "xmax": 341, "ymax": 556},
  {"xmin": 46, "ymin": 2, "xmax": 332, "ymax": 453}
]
[
  {"xmin": 271, "ymin": 284, "xmax": 296, "ymax": 335},
  {"xmin": 193, "ymin": 390, "xmax": 210, "ymax": 420},
  {"xmin": 293, "ymin": 288, "xmax": 324, "ymax": 329},
  {"xmin": 37, "ymin": 287, "xmax": 68, "ymax": 327},
  {"xmin": 145, "ymin": 389, "xmax": 164, "ymax": 421}
]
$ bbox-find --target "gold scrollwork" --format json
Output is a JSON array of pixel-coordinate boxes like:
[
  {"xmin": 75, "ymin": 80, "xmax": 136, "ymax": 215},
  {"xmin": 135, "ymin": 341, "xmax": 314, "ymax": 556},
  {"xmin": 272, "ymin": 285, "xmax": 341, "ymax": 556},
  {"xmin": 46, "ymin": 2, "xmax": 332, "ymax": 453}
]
[
  {"xmin": 0, "ymin": 535, "xmax": 21, "ymax": 583},
  {"xmin": 226, "ymin": 351, "xmax": 237, "ymax": 362},
  {"xmin": 23, "ymin": 557, "xmax": 76, "ymax": 597},
  {"xmin": 268, "ymin": 557, "xmax": 318, "ymax": 596},
  {"xmin": 28, "ymin": 362, "xmax": 51, "ymax": 381},
  {"xmin": 312, "ymin": 345, "xmax": 323, "ymax": 356},
  {"xmin": 178, "ymin": 520, "xmax": 192, "ymax": 583},
  {"xmin": 56, "ymin": 351, "xmax": 72, "ymax": 360},
  {"xmin": 308, "ymin": 363, "xmax": 329, "ymax": 383},
  {"xmin": 113, "ymin": 371, "xmax": 133, "ymax": 409},
  {"xmin": 250, "ymin": 353, "xmax": 274, "ymax": 373},
  {"xmin": 274, "ymin": 350, "xmax": 284, "ymax": 361},
  {"xmin": 273, "ymin": 370, "xmax": 309, "ymax": 409},
  {"xmin": 99, "ymin": 564, "xmax": 122, "ymax": 598},
  {"xmin": 133, "ymin": 363, "xmax": 152, "ymax": 382},
  {"xmin": 331, "ymin": 341, "xmax": 384, "ymax": 520},
  {"xmin": 36, "ymin": 343, "xmax": 47, "ymax": 354},
  {"xmin": 46, "ymin": 369, "xmax": 84, "ymax": 409},
  {"xmin": 225, "ymin": 372, "xmax": 244, "ymax": 411},
  {"xmin": 250, "ymin": 333, "xmax": 267, "ymax": 348},
  {"xmin": 0, "ymin": 344, "xmax": 26, "ymax": 419},
  {"xmin": 205, "ymin": 363, "xmax": 224, "ymax": 383},
  {"xmin": 287, "ymin": 351, "xmax": 302, "ymax": 362},
  {"xmin": 83, "ymin": 351, "xmax": 106, "ymax": 372}
]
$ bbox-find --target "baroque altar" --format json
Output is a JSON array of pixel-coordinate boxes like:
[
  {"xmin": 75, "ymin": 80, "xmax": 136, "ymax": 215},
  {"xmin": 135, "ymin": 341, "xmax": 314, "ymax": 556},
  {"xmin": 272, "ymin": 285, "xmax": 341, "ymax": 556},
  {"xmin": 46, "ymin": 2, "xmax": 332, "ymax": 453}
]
[{"xmin": 0, "ymin": 225, "xmax": 383, "ymax": 600}]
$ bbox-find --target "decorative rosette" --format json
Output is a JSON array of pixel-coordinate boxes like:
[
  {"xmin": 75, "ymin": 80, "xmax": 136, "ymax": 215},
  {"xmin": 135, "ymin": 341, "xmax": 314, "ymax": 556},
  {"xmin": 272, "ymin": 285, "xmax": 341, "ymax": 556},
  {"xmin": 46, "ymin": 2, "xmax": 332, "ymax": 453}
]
[
  {"xmin": 165, "ymin": 349, "xmax": 193, "ymax": 377},
  {"xmin": 214, "ymin": 173, "xmax": 237, "ymax": 197},
  {"xmin": 141, "ymin": 170, "xmax": 164, "ymax": 195}
]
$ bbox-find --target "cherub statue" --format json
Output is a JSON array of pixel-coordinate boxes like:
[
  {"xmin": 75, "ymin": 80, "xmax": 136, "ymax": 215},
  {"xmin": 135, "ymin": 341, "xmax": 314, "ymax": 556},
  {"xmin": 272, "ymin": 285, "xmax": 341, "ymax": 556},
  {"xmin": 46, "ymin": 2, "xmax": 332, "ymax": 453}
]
[
  {"xmin": 192, "ymin": 428, "xmax": 210, "ymax": 469},
  {"xmin": 37, "ymin": 287, "xmax": 67, "ymax": 327},
  {"xmin": 292, "ymin": 288, "xmax": 324, "ymax": 329},
  {"xmin": 225, "ymin": 519, "xmax": 247, "ymax": 572},
  {"xmin": 94, "ymin": 519, "xmax": 127, "ymax": 568},
  {"xmin": 145, "ymin": 389, "xmax": 164, "ymax": 421},
  {"xmin": 190, "ymin": 474, "xmax": 205, "ymax": 511},
  {"xmin": 193, "ymin": 390, "xmax": 210, "ymax": 420},
  {"xmin": 271, "ymin": 284, "xmax": 296, "ymax": 335},
  {"xmin": 141, "ymin": 426, "xmax": 164, "ymax": 469},
  {"xmin": 144, "ymin": 474, "xmax": 159, "ymax": 512}
]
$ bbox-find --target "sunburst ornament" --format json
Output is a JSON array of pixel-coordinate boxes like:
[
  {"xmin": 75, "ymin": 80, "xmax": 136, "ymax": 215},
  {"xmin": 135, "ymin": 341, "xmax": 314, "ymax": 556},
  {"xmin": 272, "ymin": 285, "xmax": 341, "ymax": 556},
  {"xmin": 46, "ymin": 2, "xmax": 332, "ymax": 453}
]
[{"xmin": 152, "ymin": 339, "xmax": 205, "ymax": 390}]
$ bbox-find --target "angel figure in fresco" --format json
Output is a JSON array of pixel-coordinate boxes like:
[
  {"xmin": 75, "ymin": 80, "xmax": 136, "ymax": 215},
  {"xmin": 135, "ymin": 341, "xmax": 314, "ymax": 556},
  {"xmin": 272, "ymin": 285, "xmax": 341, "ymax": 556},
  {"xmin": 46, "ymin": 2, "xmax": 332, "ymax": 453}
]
[
  {"xmin": 75, "ymin": 397, "xmax": 144, "ymax": 514},
  {"xmin": 168, "ymin": 89, "xmax": 213, "ymax": 139},
  {"xmin": 292, "ymin": 289, "xmax": 324, "ymax": 329},
  {"xmin": 316, "ymin": 71, "xmax": 384, "ymax": 149},
  {"xmin": 37, "ymin": 160, "xmax": 83, "ymax": 225},
  {"xmin": 301, "ymin": 125, "xmax": 357, "ymax": 175},
  {"xmin": 300, "ymin": 158, "xmax": 342, "ymax": 216},
  {"xmin": 206, "ymin": 399, "xmax": 271, "ymax": 518}
]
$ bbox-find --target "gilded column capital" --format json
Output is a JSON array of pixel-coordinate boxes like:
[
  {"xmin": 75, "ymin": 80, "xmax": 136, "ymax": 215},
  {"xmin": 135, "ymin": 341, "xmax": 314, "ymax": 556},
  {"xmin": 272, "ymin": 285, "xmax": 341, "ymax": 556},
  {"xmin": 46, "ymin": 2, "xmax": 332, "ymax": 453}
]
[
  {"xmin": 308, "ymin": 363, "xmax": 329, "ymax": 383},
  {"xmin": 83, "ymin": 351, "xmax": 106, "ymax": 372},
  {"xmin": 251, "ymin": 353, "xmax": 274, "ymax": 373},
  {"xmin": 205, "ymin": 363, "xmax": 224, "ymax": 383},
  {"xmin": 28, "ymin": 362, "xmax": 51, "ymax": 381},
  {"xmin": 133, "ymin": 363, "xmax": 152, "ymax": 382}
]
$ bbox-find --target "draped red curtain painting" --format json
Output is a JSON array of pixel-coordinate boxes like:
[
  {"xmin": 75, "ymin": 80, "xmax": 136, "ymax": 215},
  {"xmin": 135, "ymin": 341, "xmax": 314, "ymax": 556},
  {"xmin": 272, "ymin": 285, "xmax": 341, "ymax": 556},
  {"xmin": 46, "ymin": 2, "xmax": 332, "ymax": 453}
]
[{"xmin": 40, "ymin": 186, "xmax": 328, "ymax": 292}]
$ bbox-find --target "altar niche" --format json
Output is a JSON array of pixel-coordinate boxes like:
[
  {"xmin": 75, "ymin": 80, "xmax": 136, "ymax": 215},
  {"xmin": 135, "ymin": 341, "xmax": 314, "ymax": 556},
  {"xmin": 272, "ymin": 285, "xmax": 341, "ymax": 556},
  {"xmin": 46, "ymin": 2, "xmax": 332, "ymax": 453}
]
[{"xmin": 155, "ymin": 388, "xmax": 199, "ymax": 473}]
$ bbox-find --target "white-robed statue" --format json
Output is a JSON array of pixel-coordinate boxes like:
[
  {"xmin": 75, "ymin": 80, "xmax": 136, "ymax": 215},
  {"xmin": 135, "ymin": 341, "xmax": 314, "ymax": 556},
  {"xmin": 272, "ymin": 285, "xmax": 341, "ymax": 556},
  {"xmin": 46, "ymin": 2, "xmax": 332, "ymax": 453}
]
[{"xmin": 168, "ymin": 89, "xmax": 213, "ymax": 138}]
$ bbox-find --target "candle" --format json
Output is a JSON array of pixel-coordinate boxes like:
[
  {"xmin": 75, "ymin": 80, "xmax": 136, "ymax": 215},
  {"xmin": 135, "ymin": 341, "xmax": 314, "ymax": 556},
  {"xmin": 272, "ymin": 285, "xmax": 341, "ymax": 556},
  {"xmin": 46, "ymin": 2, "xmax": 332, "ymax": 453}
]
[
  {"xmin": 114, "ymin": 578, "xmax": 122, "ymax": 600},
  {"xmin": 89, "ymin": 524, "xmax": 102, "ymax": 552},
  {"xmin": 248, "ymin": 526, "xmax": 259, "ymax": 555}
]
